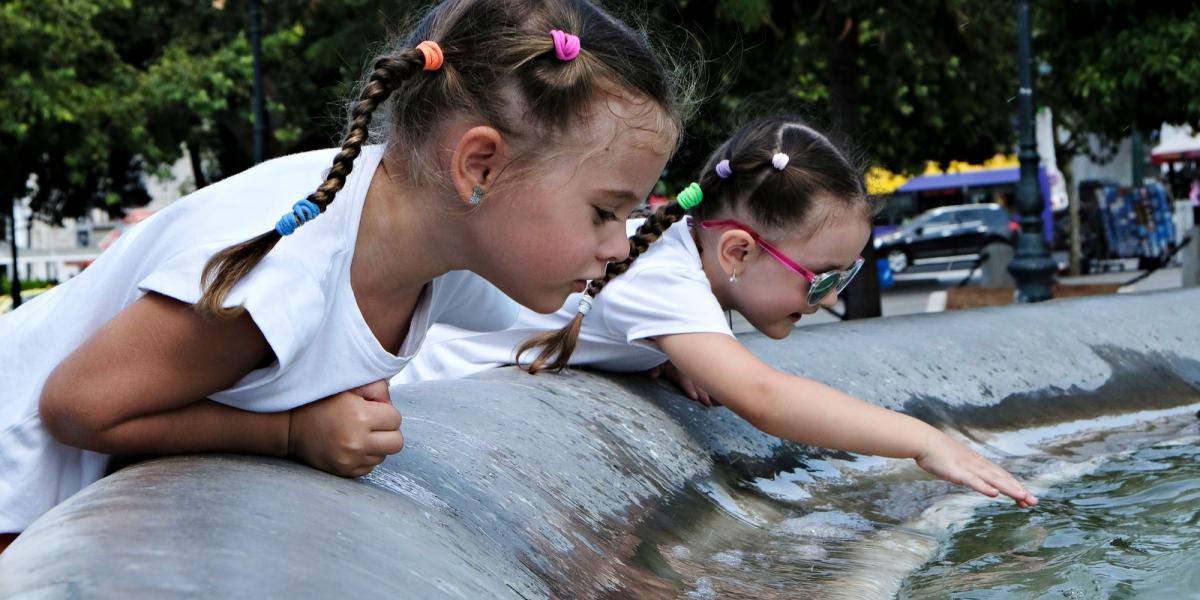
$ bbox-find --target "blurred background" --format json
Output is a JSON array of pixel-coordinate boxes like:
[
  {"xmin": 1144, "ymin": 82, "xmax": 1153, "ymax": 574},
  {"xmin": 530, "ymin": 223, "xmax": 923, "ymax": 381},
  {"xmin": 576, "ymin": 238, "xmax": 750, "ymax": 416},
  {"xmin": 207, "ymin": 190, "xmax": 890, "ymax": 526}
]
[{"xmin": 3, "ymin": 0, "xmax": 1198, "ymax": 316}]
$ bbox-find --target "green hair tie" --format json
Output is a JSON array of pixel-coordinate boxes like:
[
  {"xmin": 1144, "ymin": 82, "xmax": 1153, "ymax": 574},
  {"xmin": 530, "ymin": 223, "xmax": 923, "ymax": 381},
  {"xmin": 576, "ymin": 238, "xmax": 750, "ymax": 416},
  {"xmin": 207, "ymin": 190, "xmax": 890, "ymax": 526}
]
[{"xmin": 676, "ymin": 182, "xmax": 703, "ymax": 210}]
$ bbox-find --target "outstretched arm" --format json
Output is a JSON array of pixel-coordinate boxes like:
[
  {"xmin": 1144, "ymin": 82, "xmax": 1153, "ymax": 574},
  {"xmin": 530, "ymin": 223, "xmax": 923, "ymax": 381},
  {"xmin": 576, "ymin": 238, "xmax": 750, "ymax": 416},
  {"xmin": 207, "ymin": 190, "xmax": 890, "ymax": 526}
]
[
  {"xmin": 656, "ymin": 333, "xmax": 1037, "ymax": 507},
  {"xmin": 39, "ymin": 293, "xmax": 402, "ymax": 476}
]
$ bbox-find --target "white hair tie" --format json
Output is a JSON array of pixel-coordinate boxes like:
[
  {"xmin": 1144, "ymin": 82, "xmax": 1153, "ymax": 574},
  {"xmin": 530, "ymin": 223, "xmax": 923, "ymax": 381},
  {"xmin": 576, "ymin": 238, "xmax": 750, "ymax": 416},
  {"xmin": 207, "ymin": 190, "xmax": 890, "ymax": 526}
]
[
  {"xmin": 577, "ymin": 293, "xmax": 594, "ymax": 316},
  {"xmin": 771, "ymin": 152, "xmax": 790, "ymax": 171}
]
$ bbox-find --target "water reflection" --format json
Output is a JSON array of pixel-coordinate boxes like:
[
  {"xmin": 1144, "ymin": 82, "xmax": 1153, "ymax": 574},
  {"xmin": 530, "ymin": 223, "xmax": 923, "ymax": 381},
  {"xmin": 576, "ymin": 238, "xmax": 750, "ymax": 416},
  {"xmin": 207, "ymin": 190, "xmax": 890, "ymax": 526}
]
[
  {"xmin": 621, "ymin": 407, "xmax": 1200, "ymax": 599},
  {"xmin": 900, "ymin": 430, "xmax": 1200, "ymax": 598}
]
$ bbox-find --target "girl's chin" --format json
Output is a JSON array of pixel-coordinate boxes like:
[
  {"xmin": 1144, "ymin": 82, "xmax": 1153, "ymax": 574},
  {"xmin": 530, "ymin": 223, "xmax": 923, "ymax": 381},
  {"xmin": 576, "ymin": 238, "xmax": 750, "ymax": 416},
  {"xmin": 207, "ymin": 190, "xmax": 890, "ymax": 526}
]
[
  {"xmin": 518, "ymin": 289, "xmax": 570, "ymax": 315},
  {"xmin": 757, "ymin": 321, "xmax": 794, "ymax": 340}
]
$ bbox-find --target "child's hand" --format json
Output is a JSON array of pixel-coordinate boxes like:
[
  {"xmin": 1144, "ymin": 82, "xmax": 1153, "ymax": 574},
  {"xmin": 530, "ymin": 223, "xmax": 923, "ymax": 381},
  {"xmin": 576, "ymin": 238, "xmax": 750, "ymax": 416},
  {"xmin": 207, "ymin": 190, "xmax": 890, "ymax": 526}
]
[
  {"xmin": 915, "ymin": 432, "xmax": 1038, "ymax": 507},
  {"xmin": 648, "ymin": 360, "xmax": 719, "ymax": 407},
  {"xmin": 287, "ymin": 380, "xmax": 404, "ymax": 477}
]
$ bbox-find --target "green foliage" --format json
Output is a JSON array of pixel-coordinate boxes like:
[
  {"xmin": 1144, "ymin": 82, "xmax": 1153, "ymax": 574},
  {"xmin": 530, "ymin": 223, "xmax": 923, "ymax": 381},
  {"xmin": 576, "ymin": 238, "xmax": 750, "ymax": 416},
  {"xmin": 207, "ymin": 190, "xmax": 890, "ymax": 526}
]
[
  {"xmin": 651, "ymin": 0, "xmax": 1019, "ymax": 185},
  {"xmin": 0, "ymin": 0, "xmax": 422, "ymax": 221},
  {"xmin": 0, "ymin": 0, "xmax": 137, "ymax": 216},
  {"xmin": 1035, "ymin": 0, "xmax": 1200, "ymax": 157},
  {"xmin": 5, "ymin": 0, "xmax": 1199, "ymax": 216},
  {"xmin": 0, "ymin": 274, "xmax": 56, "ymax": 295}
]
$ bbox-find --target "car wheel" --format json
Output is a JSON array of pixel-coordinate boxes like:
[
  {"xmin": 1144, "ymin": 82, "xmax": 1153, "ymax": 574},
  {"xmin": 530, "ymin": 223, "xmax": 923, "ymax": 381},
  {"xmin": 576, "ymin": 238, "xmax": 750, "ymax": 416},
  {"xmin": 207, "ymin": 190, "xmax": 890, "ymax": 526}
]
[{"xmin": 887, "ymin": 249, "xmax": 909, "ymax": 273}]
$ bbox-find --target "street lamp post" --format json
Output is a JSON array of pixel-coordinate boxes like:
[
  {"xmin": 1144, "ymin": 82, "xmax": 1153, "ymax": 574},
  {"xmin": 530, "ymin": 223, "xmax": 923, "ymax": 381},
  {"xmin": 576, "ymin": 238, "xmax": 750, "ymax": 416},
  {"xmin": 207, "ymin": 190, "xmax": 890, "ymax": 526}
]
[
  {"xmin": 1007, "ymin": 0, "xmax": 1056, "ymax": 303},
  {"xmin": 249, "ymin": 0, "xmax": 266, "ymax": 165},
  {"xmin": 7, "ymin": 198, "xmax": 21, "ymax": 309}
]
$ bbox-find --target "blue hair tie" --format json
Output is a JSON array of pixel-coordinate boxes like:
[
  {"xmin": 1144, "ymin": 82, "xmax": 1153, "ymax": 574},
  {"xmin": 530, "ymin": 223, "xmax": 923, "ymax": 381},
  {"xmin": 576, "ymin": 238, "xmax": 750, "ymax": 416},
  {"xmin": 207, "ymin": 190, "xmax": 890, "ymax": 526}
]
[{"xmin": 275, "ymin": 199, "xmax": 321, "ymax": 236}]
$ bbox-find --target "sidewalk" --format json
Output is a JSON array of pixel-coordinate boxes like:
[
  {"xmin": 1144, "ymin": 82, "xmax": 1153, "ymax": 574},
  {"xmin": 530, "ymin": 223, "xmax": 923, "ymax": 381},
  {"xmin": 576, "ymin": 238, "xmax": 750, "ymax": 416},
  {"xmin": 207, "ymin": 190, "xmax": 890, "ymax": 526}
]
[{"xmin": 731, "ymin": 262, "xmax": 1186, "ymax": 334}]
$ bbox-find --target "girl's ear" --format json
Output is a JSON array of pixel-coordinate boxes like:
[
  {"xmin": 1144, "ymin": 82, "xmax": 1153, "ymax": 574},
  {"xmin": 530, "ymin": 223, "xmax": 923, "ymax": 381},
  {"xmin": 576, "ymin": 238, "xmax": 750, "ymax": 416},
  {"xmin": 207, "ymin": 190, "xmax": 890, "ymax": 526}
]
[
  {"xmin": 450, "ymin": 125, "xmax": 508, "ymax": 208},
  {"xmin": 716, "ymin": 230, "xmax": 757, "ymax": 278}
]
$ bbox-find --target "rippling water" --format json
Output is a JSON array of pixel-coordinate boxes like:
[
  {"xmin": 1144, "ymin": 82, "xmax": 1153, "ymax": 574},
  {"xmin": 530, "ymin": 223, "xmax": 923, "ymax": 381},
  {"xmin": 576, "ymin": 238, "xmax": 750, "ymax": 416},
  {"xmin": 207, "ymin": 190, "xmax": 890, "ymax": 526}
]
[
  {"xmin": 621, "ymin": 408, "xmax": 1200, "ymax": 599},
  {"xmin": 898, "ymin": 436, "xmax": 1200, "ymax": 599}
]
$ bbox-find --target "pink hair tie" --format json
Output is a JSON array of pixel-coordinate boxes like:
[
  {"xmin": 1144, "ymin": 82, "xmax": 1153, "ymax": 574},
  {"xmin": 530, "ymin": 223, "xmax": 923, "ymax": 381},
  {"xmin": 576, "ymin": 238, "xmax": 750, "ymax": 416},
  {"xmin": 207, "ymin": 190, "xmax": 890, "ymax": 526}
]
[
  {"xmin": 550, "ymin": 29, "xmax": 581, "ymax": 61},
  {"xmin": 715, "ymin": 159, "xmax": 732, "ymax": 179}
]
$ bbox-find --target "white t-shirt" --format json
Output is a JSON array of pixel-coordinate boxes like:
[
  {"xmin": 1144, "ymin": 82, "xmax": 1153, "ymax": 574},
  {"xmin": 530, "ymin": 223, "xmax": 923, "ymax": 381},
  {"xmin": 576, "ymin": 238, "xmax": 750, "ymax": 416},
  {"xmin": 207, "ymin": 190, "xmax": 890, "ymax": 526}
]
[
  {"xmin": 395, "ymin": 217, "xmax": 733, "ymax": 384},
  {"xmin": 0, "ymin": 145, "xmax": 517, "ymax": 533}
]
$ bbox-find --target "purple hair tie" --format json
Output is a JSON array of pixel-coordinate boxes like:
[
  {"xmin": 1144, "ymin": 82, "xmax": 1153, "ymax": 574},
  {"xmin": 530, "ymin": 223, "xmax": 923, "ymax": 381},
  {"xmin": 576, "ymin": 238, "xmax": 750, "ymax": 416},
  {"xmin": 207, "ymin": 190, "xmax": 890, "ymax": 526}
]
[
  {"xmin": 550, "ymin": 30, "xmax": 581, "ymax": 61},
  {"xmin": 715, "ymin": 159, "xmax": 732, "ymax": 179}
]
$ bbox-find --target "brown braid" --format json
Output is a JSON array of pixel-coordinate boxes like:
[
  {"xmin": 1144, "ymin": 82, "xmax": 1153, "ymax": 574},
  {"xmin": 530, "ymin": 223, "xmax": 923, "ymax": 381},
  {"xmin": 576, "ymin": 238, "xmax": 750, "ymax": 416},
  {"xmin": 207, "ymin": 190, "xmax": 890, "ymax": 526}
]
[
  {"xmin": 196, "ymin": 50, "xmax": 426, "ymax": 319},
  {"xmin": 516, "ymin": 200, "xmax": 689, "ymax": 373}
]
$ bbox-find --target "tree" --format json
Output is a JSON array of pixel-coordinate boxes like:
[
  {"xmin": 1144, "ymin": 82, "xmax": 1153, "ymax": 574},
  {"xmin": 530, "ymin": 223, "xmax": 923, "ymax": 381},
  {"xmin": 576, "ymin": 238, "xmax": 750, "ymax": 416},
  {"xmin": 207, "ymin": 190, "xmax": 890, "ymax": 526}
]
[
  {"xmin": 0, "ymin": 0, "xmax": 139, "ymax": 305},
  {"xmin": 0, "ymin": 0, "xmax": 146, "ymax": 223},
  {"xmin": 1034, "ymin": 0, "xmax": 1200, "ymax": 273},
  {"xmin": 650, "ymin": 0, "xmax": 1018, "ymax": 183},
  {"xmin": 0, "ymin": 0, "xmax": 424, "ymax": 225},
  {"xmin": 1037, "ymin": 1, "xmax": 1200, "ymax": 141}
]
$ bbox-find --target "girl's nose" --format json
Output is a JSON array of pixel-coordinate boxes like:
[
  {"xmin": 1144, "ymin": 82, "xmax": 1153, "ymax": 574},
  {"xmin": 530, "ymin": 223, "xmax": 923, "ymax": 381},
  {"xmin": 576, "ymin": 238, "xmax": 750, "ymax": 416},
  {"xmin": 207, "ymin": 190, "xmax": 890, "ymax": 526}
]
[
  {"xmin": 816, "ymin": 289, "xmax": 840, "ymax": 308},
  {"xmin": 600, "ymin": 226, "xmax": 631, "ymax": 263}
]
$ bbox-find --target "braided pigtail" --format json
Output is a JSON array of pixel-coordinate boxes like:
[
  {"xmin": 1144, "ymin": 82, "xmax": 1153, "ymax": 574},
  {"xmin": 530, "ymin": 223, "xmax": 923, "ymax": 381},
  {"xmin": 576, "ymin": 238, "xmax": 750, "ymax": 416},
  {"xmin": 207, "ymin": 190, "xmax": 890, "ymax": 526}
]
[
  {"xmin": 196, "ymin": 44, "xmax": 440, "ymax": 319},
  {"xmin": 515, "ymin": 183, "xmax": 701, "ymax": 373}
]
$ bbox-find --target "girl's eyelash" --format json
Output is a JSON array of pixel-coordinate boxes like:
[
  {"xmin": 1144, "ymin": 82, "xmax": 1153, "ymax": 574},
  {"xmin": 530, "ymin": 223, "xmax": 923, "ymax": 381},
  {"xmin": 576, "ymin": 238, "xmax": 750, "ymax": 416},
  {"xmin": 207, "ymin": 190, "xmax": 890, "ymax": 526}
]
[{"xmin": 594, "ymin": 207, "xmax": 618, "ymax": 223}]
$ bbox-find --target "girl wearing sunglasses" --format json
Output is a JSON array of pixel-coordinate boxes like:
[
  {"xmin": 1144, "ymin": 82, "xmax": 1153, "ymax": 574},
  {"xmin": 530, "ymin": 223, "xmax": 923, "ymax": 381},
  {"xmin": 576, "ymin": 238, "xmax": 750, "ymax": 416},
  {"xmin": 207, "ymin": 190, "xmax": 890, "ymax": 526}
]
[{"xmin": 397, "ymin": 116, "xmax": 1036, "ymax": 507}]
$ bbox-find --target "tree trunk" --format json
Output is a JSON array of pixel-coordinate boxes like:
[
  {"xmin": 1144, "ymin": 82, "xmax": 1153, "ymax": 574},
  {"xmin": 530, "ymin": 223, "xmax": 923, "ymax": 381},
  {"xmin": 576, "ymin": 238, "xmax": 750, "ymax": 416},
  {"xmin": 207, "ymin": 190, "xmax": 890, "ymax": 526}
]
[
  {"xmin": 1062, "ymin": 155, "xmax": 1082, "ymax": 276},
  {"xmin": 825, "ymin": 11, "xmax": 882, "ymax": 319}
]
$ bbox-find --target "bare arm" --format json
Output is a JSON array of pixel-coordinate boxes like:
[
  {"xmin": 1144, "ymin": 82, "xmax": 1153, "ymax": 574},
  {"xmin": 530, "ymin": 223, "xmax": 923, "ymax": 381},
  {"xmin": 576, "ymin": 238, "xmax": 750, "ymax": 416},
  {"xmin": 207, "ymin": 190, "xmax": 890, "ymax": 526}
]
[
  {"xmin": 39, "ymin": 293, "xmax": 405, "ymax": 477},
  {"xmin": 39, "ymin": 293, "xmax": 288, "ymax": 456},
  {"xmin": 656, "ymin": 333, "xmax": 1037, "ymax": 506}
]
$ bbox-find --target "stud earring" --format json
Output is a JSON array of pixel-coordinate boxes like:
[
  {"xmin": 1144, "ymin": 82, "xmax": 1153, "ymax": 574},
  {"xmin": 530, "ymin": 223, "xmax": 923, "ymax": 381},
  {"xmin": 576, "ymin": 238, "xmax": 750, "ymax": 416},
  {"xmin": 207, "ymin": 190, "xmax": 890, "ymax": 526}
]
[
  {"xmin": 468, "ymin": 185, "xmax": 485, "ymax": 207},
  {"xmin": 729, "ymin": 266, "xmax": 738, "ymax": 283}
]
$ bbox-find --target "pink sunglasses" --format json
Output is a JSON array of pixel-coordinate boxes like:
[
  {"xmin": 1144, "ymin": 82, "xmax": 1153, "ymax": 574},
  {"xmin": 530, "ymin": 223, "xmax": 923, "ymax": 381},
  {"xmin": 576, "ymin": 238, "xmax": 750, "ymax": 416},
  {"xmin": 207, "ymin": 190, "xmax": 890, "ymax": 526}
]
[{"xmin": 700, "ymin": 219, "xmax": 865, "ymax": 305}]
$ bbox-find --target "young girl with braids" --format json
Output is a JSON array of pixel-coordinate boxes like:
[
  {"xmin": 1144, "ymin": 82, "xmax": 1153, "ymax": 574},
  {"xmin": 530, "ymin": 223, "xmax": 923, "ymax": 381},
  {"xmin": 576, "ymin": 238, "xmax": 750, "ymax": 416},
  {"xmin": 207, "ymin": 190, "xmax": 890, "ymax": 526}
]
[
  {"xmin": 398, "ymin": 116, "xmax": 1039, "ymax": 508},
  {"xmin": 0, "ymin": 0, "xmax": 687, "ymax": 550}
]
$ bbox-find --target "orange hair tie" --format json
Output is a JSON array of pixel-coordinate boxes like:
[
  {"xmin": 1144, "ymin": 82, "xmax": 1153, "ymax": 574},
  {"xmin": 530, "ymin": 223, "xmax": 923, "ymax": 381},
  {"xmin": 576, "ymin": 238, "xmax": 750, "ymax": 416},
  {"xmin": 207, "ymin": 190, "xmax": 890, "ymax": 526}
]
[{"xmin": 416, "ymin": 41, "xmax": 444, "ymax": 71}]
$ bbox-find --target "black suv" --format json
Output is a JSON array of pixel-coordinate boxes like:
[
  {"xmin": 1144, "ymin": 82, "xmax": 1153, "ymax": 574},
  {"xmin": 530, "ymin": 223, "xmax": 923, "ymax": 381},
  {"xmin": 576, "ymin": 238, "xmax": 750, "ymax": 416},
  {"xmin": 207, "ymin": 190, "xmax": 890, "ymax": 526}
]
[{"xmin": 874, "ymin": 204, "xmax": 1018, "ymax": 273}]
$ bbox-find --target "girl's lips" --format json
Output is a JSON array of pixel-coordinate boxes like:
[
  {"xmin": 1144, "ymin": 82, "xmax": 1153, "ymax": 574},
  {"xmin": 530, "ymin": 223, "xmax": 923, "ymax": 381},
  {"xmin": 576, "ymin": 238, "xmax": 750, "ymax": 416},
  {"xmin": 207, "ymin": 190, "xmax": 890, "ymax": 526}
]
[
  {"xmin": 789, "ymin": 312, "xmax": 802, "ymax": 323},
  {"xmin": 573, "ymin": 280, "xmax": 588, "ymax": 293}
]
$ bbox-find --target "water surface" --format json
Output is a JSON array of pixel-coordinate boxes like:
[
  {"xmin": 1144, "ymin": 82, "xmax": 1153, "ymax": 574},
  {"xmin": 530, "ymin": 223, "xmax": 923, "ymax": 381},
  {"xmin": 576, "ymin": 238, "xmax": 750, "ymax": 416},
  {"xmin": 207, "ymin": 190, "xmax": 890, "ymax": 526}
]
[
  {"xmin": 898, "ymin": 432, "xmax": 1200, "ymax": 599},
  {"xmin": 621, "ymin": 407, "xmax": 1200, "ymax": 599}
]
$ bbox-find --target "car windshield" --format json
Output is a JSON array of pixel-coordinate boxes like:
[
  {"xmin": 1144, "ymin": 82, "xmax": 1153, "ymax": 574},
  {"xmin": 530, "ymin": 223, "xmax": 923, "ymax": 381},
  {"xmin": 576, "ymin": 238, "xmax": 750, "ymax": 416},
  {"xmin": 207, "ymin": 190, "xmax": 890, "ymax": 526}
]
[{"xmin": 910, "ymin": 211, "xmax": 953, "ymax": 228}]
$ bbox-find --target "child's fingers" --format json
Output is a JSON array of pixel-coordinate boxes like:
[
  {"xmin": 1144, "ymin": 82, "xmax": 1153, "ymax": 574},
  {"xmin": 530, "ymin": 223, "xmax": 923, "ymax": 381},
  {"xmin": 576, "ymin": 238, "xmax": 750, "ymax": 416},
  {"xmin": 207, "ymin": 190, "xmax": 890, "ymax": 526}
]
[
  {"xmin": 979, "ymin": 464, "xmax": 1037, "ymax": 505},
  {"xmin": 680, "ymin": 378, "xmax": 699, "ymax": 402},
  {"xmin": 352, "ymin": 379, "xmax": 391, "ymax": 403},
  {"xmin": 368, "ymin": 430, "xmax": 405, "ymax": 456},
  {"xmin": 963, "ymin": 473, "xmax": 1000, "ymax": 498},
  {"xmin": 973, "ymin": 462, "xmax": 1039, "ymax": 506},
  {"xmin": 697, "ymin": 390, "xmax": 712, "ymax": 407},
  {"xmin": 363, "ymin": 400, "xmax": 403, "ymax": 431},
  {"xmin": 349, "ymin": 464, "xmax": 378, "ymax": 478}
]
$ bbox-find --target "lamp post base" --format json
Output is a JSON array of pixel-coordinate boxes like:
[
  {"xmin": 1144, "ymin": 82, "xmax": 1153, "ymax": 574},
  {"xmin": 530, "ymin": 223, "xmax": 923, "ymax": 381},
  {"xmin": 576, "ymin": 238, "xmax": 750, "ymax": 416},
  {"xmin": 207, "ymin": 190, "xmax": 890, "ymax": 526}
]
[{"xmin": 1008, "ymin": 251, "xmax": 1057, "ymax": 303}]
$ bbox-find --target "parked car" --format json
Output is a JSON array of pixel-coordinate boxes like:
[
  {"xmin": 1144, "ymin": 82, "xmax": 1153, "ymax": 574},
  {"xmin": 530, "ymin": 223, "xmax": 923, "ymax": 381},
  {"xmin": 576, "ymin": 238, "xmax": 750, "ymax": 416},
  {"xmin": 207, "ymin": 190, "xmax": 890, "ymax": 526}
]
[{"xmin": 874, "ymin": 204, "xmax": 1018, "ymax": 273}]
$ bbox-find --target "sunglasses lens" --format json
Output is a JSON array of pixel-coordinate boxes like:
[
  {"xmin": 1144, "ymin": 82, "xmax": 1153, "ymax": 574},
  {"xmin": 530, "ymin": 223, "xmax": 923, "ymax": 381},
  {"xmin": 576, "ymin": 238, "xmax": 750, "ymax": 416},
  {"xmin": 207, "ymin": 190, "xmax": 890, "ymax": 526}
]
[
  {"xmin": 835, "ymin": 259, "xmax": 865, "ymax": 293},
  {"xmin": 808, "ymin": 275, "xmax": 839, "ymax": 304},
  {"xmin": 807, "ymin": 259, "xmax": 865, "ymax": 305}
]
